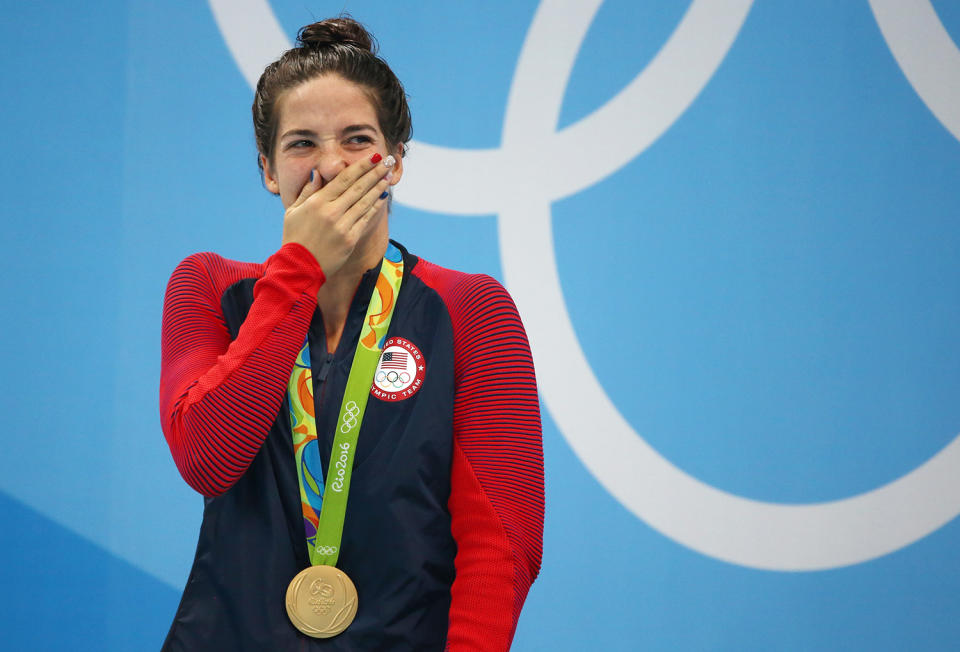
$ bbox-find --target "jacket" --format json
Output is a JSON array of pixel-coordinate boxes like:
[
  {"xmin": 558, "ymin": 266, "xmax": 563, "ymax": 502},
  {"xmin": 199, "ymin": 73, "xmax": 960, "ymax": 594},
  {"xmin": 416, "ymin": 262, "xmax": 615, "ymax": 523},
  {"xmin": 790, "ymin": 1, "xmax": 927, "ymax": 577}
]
[{"xmin": 159, "ymin": 241, "xmax": 544, "ymax": 650}]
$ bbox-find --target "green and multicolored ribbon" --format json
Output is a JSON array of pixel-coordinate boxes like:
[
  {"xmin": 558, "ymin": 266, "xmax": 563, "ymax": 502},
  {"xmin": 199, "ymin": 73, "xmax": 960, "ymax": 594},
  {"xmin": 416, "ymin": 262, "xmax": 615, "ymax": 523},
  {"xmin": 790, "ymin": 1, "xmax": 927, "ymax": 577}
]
[{"xmin": 286, "ymin": 243, "xmax": 404, "ymax": 567}]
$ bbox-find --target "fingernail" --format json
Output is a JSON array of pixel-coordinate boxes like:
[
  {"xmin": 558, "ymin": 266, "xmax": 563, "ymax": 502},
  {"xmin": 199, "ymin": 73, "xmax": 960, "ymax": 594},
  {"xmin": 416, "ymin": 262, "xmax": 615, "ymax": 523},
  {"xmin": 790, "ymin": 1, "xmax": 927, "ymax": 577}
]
[
  {"xmin": 310, "ymin": 169, "xmax": 315, "ymax": 183},
  {"xmin": 370, "ymin": 153, "xmax": 383, "ymax": 164},
  {"xmin": 383, "ymin": 155, "xmax": 396, "ymax": 168},
  {"xmin": 379, "ymin": 190, "xmax": 389, "ymax": 200},
  {"xmin": 385, "ymin": 171, "xmax": 394, "ymax": 182}
]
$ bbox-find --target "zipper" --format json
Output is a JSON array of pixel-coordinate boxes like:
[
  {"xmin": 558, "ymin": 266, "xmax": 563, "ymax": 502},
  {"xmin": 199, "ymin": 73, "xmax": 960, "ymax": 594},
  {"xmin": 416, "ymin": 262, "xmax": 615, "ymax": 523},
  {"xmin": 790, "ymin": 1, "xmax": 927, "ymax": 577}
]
[
  {"xmin": 309, "ymin": 350, "xmax": 336, "ymax": 452},
  {"xmin": 316, "ymin": 351, "xmax": 335, "ymax": 389}
]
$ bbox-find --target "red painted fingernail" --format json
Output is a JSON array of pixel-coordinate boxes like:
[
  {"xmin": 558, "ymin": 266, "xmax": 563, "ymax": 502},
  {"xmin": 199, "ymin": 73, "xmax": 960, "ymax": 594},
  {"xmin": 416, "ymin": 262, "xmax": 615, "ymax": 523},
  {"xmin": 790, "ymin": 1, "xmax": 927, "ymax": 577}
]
[{"xmin": 370, "ymin": 153, "xmax": 382, "ymax": 164}]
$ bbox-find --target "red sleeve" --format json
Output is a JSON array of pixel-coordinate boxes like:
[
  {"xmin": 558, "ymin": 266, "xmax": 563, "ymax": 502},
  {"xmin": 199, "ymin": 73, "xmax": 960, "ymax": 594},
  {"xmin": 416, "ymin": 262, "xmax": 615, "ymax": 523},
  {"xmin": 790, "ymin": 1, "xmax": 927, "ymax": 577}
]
[
  {"xmin": 159, "ymin": 243, "xmax": 325, "ymax": 497},
  {"xmin": 413, "ymin": 262, "xmax": 545, "ymax": 651}
]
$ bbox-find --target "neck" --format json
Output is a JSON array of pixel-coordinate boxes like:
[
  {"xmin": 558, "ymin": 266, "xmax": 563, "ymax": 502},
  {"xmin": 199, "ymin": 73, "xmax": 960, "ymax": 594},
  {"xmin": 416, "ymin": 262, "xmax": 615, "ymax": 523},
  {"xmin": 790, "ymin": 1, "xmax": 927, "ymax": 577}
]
[{"xmin": 316, "ymin": 212, "xmax": 389, "ymax": 352}]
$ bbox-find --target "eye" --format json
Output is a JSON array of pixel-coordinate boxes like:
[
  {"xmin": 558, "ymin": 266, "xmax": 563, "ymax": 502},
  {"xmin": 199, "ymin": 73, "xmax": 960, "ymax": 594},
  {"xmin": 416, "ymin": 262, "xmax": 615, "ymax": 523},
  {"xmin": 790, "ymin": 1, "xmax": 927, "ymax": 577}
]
[
  {"xmin": 346, "ymin": 135, "xmax": 373, "ymax": 146},
  {"xmin": 288, "ymin": 139, "xmax": 313, "ymax": 149}
]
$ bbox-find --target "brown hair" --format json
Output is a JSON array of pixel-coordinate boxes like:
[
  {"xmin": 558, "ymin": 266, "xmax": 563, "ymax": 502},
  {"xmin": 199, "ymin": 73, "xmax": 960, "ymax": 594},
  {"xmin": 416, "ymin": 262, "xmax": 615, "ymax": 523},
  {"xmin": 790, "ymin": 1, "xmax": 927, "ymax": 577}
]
[{"xmin": 253, "ymin": 16, "xmax": 412, "ymax": 174}]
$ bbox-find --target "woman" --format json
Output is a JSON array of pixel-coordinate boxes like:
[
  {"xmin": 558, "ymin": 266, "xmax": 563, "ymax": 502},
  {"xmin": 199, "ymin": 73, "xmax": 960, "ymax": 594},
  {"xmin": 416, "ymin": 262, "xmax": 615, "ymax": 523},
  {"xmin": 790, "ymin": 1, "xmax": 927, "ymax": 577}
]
[{"xmin": 159, "ymin": 16, "xmax": 544, "ymax": 651}]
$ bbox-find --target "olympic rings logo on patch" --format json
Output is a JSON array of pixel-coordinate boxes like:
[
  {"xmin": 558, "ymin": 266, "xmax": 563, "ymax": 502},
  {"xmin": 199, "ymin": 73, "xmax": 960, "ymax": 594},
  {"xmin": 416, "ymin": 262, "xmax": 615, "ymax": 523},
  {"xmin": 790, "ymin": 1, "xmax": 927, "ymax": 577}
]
[
  {"xmin": 375, "ymin": 370, "xmax": 411, "ymax": 388},
  {"xmin": 314, "ymin": 545, "xmax": 338, "ymax": 556},
  {"xmin": 370, "ymin": 338, "xmax": 425, "ymax": 403},
  {"xmin": 340, "ymin": 401, "xmax": 360, "ymax": 434}
]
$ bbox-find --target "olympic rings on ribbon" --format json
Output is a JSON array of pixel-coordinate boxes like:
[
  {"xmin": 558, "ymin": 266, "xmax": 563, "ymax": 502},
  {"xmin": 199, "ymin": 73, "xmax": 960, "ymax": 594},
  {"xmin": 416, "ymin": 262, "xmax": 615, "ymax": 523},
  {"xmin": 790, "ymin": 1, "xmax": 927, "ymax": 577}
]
[
  {"xmin": 340, "ymin": 400, "xmax": 360, "ymax": 433},
  {"xmin": 313, "ymin": 545, "xmax": 338, "ymax": 556}
]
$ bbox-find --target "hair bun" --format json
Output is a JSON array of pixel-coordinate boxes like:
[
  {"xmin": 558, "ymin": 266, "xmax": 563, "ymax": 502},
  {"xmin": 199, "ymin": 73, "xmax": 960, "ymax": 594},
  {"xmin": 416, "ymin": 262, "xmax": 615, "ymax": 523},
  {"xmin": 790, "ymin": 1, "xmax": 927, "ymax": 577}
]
[{"xmin": 297, "ymin": 16, "xmax": 375, "ymax": 53}]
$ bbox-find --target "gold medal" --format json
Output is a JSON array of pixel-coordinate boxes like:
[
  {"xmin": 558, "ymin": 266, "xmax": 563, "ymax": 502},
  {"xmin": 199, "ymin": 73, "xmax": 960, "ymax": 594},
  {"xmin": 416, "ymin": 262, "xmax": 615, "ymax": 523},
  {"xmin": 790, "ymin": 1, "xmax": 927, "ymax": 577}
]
[{"xmin": 285, "ymin": 565, "xmax": 359, "ymax": 638}]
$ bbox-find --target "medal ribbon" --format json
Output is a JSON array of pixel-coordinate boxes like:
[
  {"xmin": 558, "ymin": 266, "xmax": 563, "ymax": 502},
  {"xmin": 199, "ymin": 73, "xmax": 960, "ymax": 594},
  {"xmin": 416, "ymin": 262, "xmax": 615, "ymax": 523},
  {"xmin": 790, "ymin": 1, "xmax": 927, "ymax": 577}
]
[{"xmin": 286, "ymin": 243, "xmax": 404, "ymax": 567}]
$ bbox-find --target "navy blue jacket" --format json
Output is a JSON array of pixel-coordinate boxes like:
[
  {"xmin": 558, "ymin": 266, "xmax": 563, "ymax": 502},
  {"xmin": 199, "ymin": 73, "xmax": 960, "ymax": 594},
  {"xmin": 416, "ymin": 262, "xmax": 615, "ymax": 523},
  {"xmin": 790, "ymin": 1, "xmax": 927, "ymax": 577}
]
[{"xmin": 159, "ymin": 242, "xmax": 543, "ymax": 650}]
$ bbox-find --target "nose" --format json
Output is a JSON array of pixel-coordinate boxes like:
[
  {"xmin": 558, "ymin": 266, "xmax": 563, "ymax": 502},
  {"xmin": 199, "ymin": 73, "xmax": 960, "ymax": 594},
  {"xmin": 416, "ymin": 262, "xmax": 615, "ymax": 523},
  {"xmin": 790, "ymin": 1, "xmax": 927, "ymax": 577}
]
[{"xmin": 313, "ymin": 145, "xmax": 348, "ymax": 185}]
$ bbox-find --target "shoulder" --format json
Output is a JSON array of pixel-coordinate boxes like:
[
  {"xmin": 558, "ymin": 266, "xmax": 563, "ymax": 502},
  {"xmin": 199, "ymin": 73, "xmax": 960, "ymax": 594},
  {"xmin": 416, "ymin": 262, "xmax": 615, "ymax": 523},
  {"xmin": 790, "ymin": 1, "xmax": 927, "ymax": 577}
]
[
  {"xmin": 166, "ymin": 252, "xmax": 264, "ymax": 296},
  {"xmin": 410, "ymin": 256, "xmax": 519, "ymax": 325},
  {"xmin": 169, "ymin": 251, "xmax": 263, "ymax": 280}
]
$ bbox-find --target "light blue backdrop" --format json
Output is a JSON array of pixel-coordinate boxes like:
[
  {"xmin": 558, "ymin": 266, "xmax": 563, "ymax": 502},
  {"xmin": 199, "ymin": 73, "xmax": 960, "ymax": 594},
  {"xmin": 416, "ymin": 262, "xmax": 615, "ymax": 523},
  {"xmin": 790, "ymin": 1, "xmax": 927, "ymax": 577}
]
[{"xmin": 2, "ymin": 1, "xmax": 959, "ymax": 650}]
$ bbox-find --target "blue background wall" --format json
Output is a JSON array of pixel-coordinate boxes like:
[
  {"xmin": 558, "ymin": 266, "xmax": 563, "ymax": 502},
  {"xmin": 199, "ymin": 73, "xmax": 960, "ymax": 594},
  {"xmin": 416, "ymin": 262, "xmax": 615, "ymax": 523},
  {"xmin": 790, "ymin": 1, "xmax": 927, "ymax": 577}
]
[{"xmin": 2, "ymin": 1, "xmax": 959, "ymax": 649}]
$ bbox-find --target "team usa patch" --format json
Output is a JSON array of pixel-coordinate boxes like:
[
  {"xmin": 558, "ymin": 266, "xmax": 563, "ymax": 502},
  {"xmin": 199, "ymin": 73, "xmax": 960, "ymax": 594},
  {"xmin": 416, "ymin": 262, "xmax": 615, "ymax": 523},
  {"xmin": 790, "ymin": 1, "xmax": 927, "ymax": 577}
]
[{"xmin": 371, "ymin": 337, "xmax": 425, "ymax": 402}]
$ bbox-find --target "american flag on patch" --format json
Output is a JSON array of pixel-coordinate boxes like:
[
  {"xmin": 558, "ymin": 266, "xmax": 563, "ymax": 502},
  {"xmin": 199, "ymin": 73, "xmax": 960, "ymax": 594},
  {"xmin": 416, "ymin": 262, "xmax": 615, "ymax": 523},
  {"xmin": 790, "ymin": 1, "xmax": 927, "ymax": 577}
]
[{"xmin": 380, "ymin": 350, "xmax": 408, "ymax": 370}]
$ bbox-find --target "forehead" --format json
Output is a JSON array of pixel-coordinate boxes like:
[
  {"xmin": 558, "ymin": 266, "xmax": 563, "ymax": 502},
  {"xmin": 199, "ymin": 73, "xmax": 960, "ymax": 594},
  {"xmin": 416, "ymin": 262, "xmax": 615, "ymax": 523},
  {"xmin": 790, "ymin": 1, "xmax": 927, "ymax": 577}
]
[{"xmin": 276, "ymin": 74, "xmax": 379, "ymax": 133}]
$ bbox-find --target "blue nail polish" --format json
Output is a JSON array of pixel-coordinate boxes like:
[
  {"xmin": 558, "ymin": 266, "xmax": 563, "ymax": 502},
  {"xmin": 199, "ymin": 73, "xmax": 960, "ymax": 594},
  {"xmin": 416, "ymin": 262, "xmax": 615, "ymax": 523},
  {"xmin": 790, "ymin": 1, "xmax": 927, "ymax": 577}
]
[
  {"xmin": 310, "ymin": 169, "xmax": 315, "ymax": 183},
  {"xmin": 379, "ymin": 190, "xmax": 389, "ymax": 200}
]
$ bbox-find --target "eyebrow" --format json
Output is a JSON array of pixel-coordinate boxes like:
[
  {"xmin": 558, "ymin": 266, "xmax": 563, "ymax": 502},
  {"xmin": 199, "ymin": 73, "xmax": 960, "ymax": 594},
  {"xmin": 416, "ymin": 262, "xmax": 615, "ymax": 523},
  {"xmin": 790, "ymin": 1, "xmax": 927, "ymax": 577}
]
[
  {"xmin": 342, "ymin": 124, "xmax": 379, "ymax": 135},
  {"xmin": 279, "ymin": 124, "xmax": 379, "ymax": 141},
  {"xmin": 279, "ymin": 128, "xmax": 316, "ymax": 141}
]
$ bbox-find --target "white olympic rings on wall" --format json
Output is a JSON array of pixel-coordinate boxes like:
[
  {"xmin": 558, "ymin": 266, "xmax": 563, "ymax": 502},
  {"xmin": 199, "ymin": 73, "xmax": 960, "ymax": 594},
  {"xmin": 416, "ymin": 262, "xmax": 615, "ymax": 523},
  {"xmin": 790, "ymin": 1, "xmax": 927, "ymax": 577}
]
[
  {"xmin": 868, "ymin": 0, "xmax": 960, "ymax": 143},
  {"xmin": 208, "ymin": 0, "xmax": 960, "ymax": 571}
]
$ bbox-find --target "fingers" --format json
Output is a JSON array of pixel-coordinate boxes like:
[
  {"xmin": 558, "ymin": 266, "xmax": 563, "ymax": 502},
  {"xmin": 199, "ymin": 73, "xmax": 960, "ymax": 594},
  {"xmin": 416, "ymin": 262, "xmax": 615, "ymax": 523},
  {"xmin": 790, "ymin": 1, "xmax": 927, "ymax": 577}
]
[
  {"xmin": 297, "ymin": 152, "xmax": 394, "ymax": 214},
  {"xmin": 289, "ymin": 151, "xmax": 394, "ymax": 245},
  {"xmin": 289, "ymin": 168, "xmax": 322, "ymax": 210},
  {"xmin": 345, "ymin": 177, "xmax": 391, "ymax": 240},
  {"xmin": 323, "ymin": 152, "xmax": 392, "ymax": 204},
  {"xmin": 337, "ymin": 156, "xmax": 394, "ymax": 214}
]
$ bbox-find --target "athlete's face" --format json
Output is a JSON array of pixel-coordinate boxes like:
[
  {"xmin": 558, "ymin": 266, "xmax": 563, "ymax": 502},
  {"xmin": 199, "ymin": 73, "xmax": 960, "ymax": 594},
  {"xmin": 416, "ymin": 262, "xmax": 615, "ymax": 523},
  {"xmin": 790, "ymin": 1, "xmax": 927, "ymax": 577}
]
[{"xmin": 261, "ymin": 74, "xmax": 403, "ymax": 207}]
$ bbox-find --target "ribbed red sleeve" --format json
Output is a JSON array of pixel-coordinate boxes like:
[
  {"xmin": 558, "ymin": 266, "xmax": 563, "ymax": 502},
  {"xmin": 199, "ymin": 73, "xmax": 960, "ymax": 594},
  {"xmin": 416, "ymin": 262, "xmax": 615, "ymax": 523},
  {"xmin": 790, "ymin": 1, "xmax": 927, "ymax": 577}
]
[
  {"xmin": 159, "ymin": 243, "xmax": 325, "ymax": 497},
  {"xmin": 413, "ymin": 261, "xmax": 545, "ymax": 651}
]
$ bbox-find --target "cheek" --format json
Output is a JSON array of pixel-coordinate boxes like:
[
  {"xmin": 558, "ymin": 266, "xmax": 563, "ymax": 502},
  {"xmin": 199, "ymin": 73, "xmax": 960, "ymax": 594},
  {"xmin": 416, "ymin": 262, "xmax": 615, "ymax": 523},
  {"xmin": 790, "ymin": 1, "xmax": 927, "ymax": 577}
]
[
  {"xmin": 347, "ymin": 149, "xmax": 376, "ymax": 165},
  {"xmin": 279, "ymin": 167, "xmax": 313, "ymax": 206}
]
